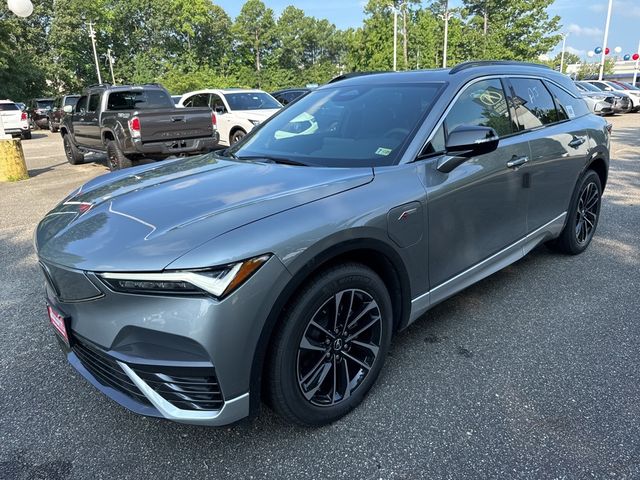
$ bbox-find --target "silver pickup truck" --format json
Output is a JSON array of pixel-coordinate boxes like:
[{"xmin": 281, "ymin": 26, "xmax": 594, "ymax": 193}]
[{"xmin": 60, "ymin": 84, "xmax": 219, "ymax": 170}]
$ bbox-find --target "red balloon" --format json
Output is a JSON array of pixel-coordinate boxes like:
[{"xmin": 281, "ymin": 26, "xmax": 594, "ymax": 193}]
[
  {"xmin": 605, "ymin": 47, "xmax": 610, "ymax": 55},
  {"xmin": 634, "ymin": 53, "xmax": 640, "ymax": 61}
]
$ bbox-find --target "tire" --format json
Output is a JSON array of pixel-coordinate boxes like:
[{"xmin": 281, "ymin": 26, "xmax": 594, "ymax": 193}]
[
  {"xmin": 49, "ymin": 121, "xmax": 58, "ymax": 133},
  {"xmin": 21, "ymin": 130, "xmax": 32, "ymax": 140},
  {"xmin": 62, "ymin": 134, "xmax": 84, "ymax": 165},
  {"xmin": 550, "ymin": 169, "xmax": 602, "ymax": 255},
  {"xmin": 230, "ymin": 129, "xmax": 246, "ymax": 145},
  {"xmin": 266, "ymin": 263, "xmax": 393, "ymax": 426},
  {"xmin": 106, "ymin": 140, "xmax": 133, "ymax": 171}
]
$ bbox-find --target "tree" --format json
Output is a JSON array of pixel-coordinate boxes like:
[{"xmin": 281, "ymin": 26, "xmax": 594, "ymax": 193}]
[{"xmin": 234, "ymin": 0, "xmax": 276, "ymax": 79}]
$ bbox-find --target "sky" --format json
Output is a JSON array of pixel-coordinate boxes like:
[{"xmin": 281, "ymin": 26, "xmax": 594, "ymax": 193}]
[{"xmin": 214, "ymin": 0, "xmax": 640, "ymax": 61}]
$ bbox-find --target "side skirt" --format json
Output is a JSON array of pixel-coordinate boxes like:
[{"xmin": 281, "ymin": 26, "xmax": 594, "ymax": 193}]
[{"xmin": 408, "ymin": 212, "xmax": 567, "ymax": 324}]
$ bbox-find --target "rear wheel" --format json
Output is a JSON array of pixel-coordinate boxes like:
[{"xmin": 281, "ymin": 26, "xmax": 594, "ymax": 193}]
[
  {"xmin": 267, "ymin": 263, "xmax": 393, "ymax": 426},
  {"xmin": 230, "ymin": 129, "xmax": 246, "ymax": 145},
  {"xmin": 106, "ymin": 140, "xmax": 133, "ymax": 171},
  {"xmin": 21, "ymin": 130, "xmax": 32, "ymax": 140},
  {"xmin": 63, "ymin": 134, "xmax": 84, "ymax": 165},
  {"xmin": 550, "ymin": 169, "xmax": 602, "ymax": 254}
]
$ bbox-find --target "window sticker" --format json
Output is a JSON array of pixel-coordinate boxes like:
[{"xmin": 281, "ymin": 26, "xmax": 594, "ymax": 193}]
[
  {"xmin": 566, "ymin": 105, "xmax": 575, "ymax": 118},
  {"xmin": 375, "ymin": 147, "xmax": 392, "ymax": 156}
]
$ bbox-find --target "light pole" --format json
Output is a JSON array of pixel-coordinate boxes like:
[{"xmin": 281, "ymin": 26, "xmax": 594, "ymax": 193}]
[
  {"xmin": 87, "ymin": 21, "xmax": 103, "ymax": 84},
  {"xmin": 393, "ymin": 7, "xmax": 398, "ymax": 71},
  {"xmin": 598, "ymin": 0, "xmax": 613, "ymax": 80},
  {"xmin": 440, "ymin": 0, "xmax": 452, "ymax": 68},
  {"xmin": 560, "ymin": 33, "xmax": 569, "ymax": 74},
  {"xmin": 634, "ymin": 40, "xmax": 640, "ymax": 86}
]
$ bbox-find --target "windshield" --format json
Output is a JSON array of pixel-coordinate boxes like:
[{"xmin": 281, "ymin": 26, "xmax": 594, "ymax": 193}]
[
  {"xmin": 620, "ymin": 82, "xmax": 640, "ymax": 91},
  {"xmin": 64, "ymin": 96, "xmax": 80, "ymax": 107},
  {"xmin": 577, "ymin": 82, "xmax": 601, "ymax": 92},
  {"xmin": 225, "ymin": 92, "xmax": 281, "ymax": 111},
  {"xmin": 107, "ymin": 90, "xmax": 174, "ymax": 110},
  {"xmin": 229, "ymin": 82, "xmax": 443, "ymax": 167}
]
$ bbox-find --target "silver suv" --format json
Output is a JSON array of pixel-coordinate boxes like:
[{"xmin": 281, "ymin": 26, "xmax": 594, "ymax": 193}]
[{"xmin": 36, "ymin": 61, "xmax": 610, "ymax": 426}]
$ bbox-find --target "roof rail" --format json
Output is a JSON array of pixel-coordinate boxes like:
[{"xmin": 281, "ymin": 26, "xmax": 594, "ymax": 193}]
[
  {"xmin": 86, "ymin": 83, "xmax": 112, "ymax": 89},
  {"xmin": 328, "ymin": 71, "xmax": 386, "ymax": 84},
  {"xmin": 449, "ymin": 61, "xmax": 551, "ymax": 75}
]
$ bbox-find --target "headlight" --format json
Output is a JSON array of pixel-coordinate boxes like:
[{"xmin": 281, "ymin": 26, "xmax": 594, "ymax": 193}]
[
  {"xmin": 98, "ymin": 254, "xmax": 270, "ymax": 298},
  {"xmin": 249, "ymin": 119, "xmax": 261, "ymax": 126}
]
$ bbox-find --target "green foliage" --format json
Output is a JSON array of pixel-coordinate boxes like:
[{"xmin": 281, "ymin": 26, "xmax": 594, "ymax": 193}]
[
  {"xmin": 576, "ymin": 59, "xmax": 615, "ymax": 80},
  {"xmin": 1, "ymin": 0, "xmax": 563, "ymax": 101}
]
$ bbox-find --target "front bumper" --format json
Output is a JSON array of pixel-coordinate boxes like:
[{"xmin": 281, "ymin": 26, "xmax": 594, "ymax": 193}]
[{"xmin": 42, "ymin": 255, "xmax": 290, "ymax": 425}]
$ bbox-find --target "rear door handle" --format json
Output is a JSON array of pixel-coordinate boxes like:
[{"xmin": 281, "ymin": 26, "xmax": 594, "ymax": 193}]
[
  {"xmin": 171, "ymin": 116, "xmax": 185, "ymax": 122},
  {"xmin": 506, "ymin": 156, "xmax": 529, "ymax": 168},
  {"xmin": 568, "ymin": 137, "xmax": 586, "ymax": 148}
]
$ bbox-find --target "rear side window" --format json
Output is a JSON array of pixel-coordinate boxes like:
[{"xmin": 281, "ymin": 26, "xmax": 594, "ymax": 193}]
[
  {"xmin": 183, "ymin": 93, "xmax": 210, "ymax": 108},
  {"xmin": 107, "ymin": 90, "xmax": 173, "ymax": 110},
  {"xmin": 0, "ymin": 103, "xmax": 19, "ymax": 111},
  {"xmin": 445, "ymin": 79, "xmax": 516, "ymax": 137},
  {"xmin": 87, "ymin": 94, "xmax": 100, "ymax": 112},
  {"xmin": 545, "ymin": 82, "xmax": 590, "ymax": 121},
  {"xmin": 508, "ymin": 78, "xmax": 558, "ymax": 130}
]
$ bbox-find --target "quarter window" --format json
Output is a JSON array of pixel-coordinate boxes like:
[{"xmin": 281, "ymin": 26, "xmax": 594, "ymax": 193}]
[
  {"xmin": 545, "ymin": 82, "xmax": 590, "ymax": 121},
  {"xmin": 508, "ymin": 78, "xmax": 558, "ymax": 130}
]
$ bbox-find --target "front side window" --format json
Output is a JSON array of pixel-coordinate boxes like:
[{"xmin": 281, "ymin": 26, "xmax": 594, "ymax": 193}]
[
  {"xmin": 229, "ymin": 83, "xmax": 443, "ymax": 167},
  {"xmin": 64, "ymin": 96, "xmax": 80, "ymax": 107},
  {"xmin": 210, "ymin": 94, "xmax": 225, "ymax": 112},
  {"xmin": 509, "ymin": 78, "xmax": 558, "ymax": 130},
  {"xmin": 445, "ymin": 79, "xmax": 516, "ymax": 137},
  {"xmin": 87, "ymin": 94, "xmax": 100, "ymax": 113},
  {"xmin": 75, "ymin": 96, "xmax": 87, "ymax": 113},
  {"xmin": 224, "ymin": 92, "xmax": 281, "ymax": 111}
]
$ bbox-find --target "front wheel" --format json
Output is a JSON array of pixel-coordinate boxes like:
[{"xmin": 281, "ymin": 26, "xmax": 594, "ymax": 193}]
[
  {"xmin": 550, "ymin": 169, "xmax": 602, "ymax": 254},
  {"xmin": 230, "ymin": 129, "xmax": 246, "ymax": 145},
  {"xmin": 267, "ymin": 263, "xmax": 393, "ymax": 426},
  {"xmin": 63, "ymin": 134, "xmax": 84, "ymax": 165}
]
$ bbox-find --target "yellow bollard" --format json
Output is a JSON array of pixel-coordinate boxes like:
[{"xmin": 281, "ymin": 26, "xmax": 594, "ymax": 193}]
[{"xmin": 0, "ymin": 138, "xmax": 29, "ymax": 181}]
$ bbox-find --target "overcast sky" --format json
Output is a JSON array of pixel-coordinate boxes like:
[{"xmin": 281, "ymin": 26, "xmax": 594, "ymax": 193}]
[{"xmin": 214, "ymin": 0, "xmax": 640, "ymax": 60}]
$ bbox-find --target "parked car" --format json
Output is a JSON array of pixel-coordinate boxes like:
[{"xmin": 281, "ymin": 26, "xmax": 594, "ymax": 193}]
[
  {"xmin": 0, "ymin": 99, "xmax": 31, "ymax": 139},
  {"xmin": 575, "ymin": 81, "xmax": 631, "ymax": 113},
  {"xmin": 15, "ymin": 102, "xmax": 26, "ymax": 111},
  {"xmin": 179, "ymin": 88, "xmax": 281, "ymax": 145},
  {"xmin": 48, "ymin": 95, "xmax": 80, "ymax": 133},
  {"xmin": 26, "ymin": 98, "xmax": 55, "ymax": 129},
  {"xmin": 271, "ymin": 87, "xmax": 314, "ymax": 106},
  {"xmin": 583, "ymin": 80, "xmax": 640, "ymax": 112},
  {"xmin": 60, "ymin": 83, "xmax": 219, "ymax": 170},
  {"xmin": 608, "ymin": 80, "xmax": 640, "ymax": 93},
  {"xmin": 36, "ymin": 61, "xmax": 609, "ymax": 427},
  {"xmin": 572, "ymin": 84, "xmax": 614, "ymax": 116}
]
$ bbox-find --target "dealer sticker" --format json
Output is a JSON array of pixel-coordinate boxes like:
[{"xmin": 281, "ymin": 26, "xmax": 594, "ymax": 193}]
[
  {"xmin": 375, "ymin": 147, "xmax": 392, "ymax": 156},
  {"xmin": 566, "ymin": 105, "xmax": 575, "ymax": 118}
]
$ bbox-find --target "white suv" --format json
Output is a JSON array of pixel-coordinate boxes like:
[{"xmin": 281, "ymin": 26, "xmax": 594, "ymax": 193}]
[
  {"xmin": 178, "ymin": 89, "xmax": 281, "ymax": 145},
  {"xmin": 584, "ymin": 80, "xmax": 640, "ymax": 112},
  {"xmin": 0, "ymin": 100, "xmax": 31, "ymax": 139}
]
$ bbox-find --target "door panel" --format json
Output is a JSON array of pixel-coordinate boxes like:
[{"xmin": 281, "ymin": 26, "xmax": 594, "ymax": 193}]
[
  {"xmin": 83, "ymin": 94, "xmax": 102, "ymax": 147},
  {"xmin": 422, "ymin": 78, "xmax": 528, "ymax": 289}
]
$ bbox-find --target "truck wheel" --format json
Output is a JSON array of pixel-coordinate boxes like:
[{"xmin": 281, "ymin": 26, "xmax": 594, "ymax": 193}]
[
  {"xmin": 63, "ymin": 134, "xmax": 84, "ymax": 165},
  {"xmin": 21, "ymin": 130, "xmax": 32, "ymax": 140},
  {"xmin": 230, "ymin": 129, "xmax": 246, "ymax": 145},
  {"xmin": 106, "ymin": 140, "xmax": 133, "ymax": 171},
  {"xmin": 49, "ymin": 121, "xmax": 58, "ymax": 133}
]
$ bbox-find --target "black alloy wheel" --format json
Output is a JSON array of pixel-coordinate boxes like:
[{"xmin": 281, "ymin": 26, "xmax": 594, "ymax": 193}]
[{"xmin": 575, "ymin": 181, "xmax": 599, "ymax": 246}]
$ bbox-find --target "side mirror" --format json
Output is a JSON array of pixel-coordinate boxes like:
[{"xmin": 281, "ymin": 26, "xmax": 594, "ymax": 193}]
[
  {"xmin": 437, "ymin": 125, "xmax": 499, "ymax": 173},
  {"xmin": 63, "ymin": 105, "xmax": 73, "ymax": 113}
]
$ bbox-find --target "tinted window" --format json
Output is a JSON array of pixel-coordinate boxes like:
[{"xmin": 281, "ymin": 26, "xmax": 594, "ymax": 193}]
[
  {"xmin": 107, "ymin": 90, "xmax": 173, "ymax": 110},
  {"xmin": 87, "ymin": 94, "xmax": 100, "ymax": 112},
  {"xmin": 545, "ymin": 82, "xmax": 590, "ymax": 121},
  {"xmin": 64, "ymin": 96, "xmax": 80, "ymax": 107},
  {"xmin": 446, "ymin": 79, "xmax": 516, "ymax": 137},
  {"xmin": 509, "ymin": 78, "xmax": 558, "ymax": 130},
  {"xmin": 75, "ymin": 96, "xmax": 88, "ymax": 112},
  {"xmin": 576, "ymin": 82, "xmax": 600, "ymax": 93},
  {"xmin": 35, "ymin": 100, "xmax": 54, "ymax": 109},
  {"xmin": 589, "ymin": 81, "xmax": 609, "ymax": 91},
  {"xmin": 0, "ymin": 103, "xmax": 19, "ymax": 111},
  {"xmin": 183, "ymin": 94, "xmax": 210, "ymax": 108},
  {"xmin": 224, "ymin": 92, "xmax": 281, "ymax": 111},
  {"xmin": 230, "ymin": 83, "xmax": 443, "ymax": 167},
  {"xmin": 210, "ymin": 94, "xmax": 225, "ymax": 111}
]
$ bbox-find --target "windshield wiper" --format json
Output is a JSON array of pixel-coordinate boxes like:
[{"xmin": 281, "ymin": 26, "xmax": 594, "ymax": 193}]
[{"xmin": 236, "ymin": 155, "xmax": 308, "ymax": 166}]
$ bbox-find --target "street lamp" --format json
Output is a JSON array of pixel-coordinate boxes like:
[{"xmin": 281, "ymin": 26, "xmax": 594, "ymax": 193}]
[
  {"xmin": 440, "ymin": 0, "xmax": 452, "ymax": 68},
  {"xmin": 598, "ymin": 0, "xmax": 613, "ymax": 80},
  {"xmin": 559, "ymin": 33, "xmax": 569, "ymax": 74},
  {"xmin": 6, "ymin": 0, "xmax": 33, "ymax": 17}
]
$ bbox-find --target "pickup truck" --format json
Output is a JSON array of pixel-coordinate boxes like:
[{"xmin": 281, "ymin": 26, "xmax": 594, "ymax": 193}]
[{"xmin": 60, "ymin": 84, "xmax": 219, "ymax": 170}]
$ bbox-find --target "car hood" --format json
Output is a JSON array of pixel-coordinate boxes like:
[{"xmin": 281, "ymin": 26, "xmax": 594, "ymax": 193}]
[
  {"xmin": 35, "ymin": 154, "xmax": 373, "ymax": 271},
  {"xmin": 230, "ymin": 109, "xmax": 280, "ymax": 123}
]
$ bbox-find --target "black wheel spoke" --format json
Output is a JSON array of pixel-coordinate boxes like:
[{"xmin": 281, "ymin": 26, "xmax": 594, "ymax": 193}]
[{"xmin": 297, "ymin": 288, "xmax": 382, "ymax": 407}]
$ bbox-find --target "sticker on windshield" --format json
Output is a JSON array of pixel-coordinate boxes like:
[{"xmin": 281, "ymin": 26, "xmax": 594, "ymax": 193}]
[
  {"xmin": 375, "ymin": 147, "xmax": 392, "ymax": 156},
  {"xmin": 566, "ymin": 105, "xmax": 576, "ymax": 118}
]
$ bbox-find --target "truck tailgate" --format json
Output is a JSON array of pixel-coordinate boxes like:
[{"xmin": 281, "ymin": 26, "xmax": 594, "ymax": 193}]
[{"xmin": 136, "ymin": 108, "xmax": 213, "ymax": 143}]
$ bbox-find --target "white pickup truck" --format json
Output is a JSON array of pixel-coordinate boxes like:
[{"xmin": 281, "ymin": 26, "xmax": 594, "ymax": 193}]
[{"xmin": 0, "ymin": 100, "xmax": 31, "ymax": 139}]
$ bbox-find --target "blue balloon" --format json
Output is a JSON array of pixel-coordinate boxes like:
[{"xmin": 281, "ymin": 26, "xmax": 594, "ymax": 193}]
[
  {"xmin": 624, "ymin": 54, "xmax": 631, "ymax": 61},
  {"xmin": 595, "ymin": 47, "xmax": 603, "ymax": 54}
]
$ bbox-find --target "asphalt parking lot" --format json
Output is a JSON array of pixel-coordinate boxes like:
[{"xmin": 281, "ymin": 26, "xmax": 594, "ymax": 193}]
[{"xmin": 1, "ymin": 117, "xmax": 639, "ymax": 480}]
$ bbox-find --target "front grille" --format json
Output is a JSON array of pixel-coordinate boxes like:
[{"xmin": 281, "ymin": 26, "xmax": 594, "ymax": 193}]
[
  {"xmin": 72, "ymin": 337, "xmax": 224, "ymax": 411},
  {"xmin": 73, "ymin": 338, "xmax": 150, "ymax": 405},
  {"xmin": 133, "ymin": 370, "xmax": 224, "ymax": 411}
]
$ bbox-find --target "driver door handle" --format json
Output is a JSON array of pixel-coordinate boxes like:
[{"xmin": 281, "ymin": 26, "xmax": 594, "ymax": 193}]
[
  {"xmin": 568, "ymin": 137, "xmax": 586, "ymax": 148},
  {"xmin": 506, "ymin": 155, "xmax": 529, "ymax": 169}
]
